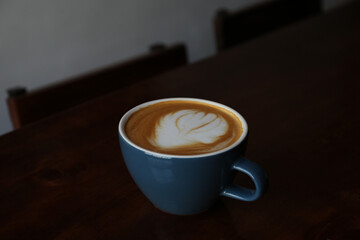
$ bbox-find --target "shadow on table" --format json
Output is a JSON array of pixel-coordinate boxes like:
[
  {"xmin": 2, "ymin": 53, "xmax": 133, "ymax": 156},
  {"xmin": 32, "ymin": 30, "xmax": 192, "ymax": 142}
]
[{"xmin": 122, "ymin": 200, "xmax": 243, "ymax": 240}]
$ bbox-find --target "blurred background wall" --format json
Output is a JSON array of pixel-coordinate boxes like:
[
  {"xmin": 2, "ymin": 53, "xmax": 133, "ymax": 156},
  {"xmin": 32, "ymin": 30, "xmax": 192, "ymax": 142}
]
[{"xmin": 0, "ymin": 0, "xmax": 354, "ymax": 135}]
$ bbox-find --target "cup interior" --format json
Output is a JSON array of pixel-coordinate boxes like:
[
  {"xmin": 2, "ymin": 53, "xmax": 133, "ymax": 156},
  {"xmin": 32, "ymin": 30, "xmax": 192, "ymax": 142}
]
[{"xmin": 119, "ymin": 98, "xmax": 248, "ymax": 158}]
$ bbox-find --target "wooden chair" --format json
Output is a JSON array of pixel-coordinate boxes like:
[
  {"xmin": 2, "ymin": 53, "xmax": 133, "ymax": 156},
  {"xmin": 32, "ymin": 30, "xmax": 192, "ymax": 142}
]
[
  {"xmin": 214, "ymin": 0, "xmax": 322, "ymax": 51},
  {"xmin": 7, "ymin": 43, "xmax": 188, "ymax": 129}
]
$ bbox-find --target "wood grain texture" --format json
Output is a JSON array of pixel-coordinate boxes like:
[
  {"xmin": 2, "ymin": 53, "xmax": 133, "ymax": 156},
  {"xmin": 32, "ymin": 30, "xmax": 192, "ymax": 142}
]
[{"xmin": 1, "ymin": 2, "xmax": 360, "ymax": 239}]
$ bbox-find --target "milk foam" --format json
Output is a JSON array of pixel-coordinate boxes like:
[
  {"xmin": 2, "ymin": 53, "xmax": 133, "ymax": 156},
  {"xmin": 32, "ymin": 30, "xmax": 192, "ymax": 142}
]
[{"xmin": 150, "ymin": 110, "xmax": 228, "ymax": 149}]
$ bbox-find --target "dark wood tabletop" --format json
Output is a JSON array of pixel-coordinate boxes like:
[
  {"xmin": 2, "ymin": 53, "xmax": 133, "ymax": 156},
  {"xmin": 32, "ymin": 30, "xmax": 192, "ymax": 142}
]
[{"xmin": 1, "ymin": 2, "xmax": 360, "ymax": 239}]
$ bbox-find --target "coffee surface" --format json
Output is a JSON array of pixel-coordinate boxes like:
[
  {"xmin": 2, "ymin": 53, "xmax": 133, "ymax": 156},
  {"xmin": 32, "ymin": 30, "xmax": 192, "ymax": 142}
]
[{"xmin": 125, "ymin": 100, "xmax": 242, "ymax": 155}]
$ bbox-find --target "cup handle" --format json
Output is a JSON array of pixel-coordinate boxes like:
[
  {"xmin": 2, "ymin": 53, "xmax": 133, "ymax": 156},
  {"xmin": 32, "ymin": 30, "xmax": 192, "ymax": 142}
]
[{"xmin": 221, "ymin": 157, "xmax": 268, "ymax": 201}]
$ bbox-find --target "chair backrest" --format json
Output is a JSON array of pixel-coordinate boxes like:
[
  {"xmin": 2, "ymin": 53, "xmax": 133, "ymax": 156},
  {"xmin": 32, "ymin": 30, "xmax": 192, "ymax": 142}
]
[
  {"xmin": 214, "ymin": 0, "xmax": 321, "ymax": 51},
  {"xmin": 7, "ymin": 43, "xmax": 187, "ymax": 129}
]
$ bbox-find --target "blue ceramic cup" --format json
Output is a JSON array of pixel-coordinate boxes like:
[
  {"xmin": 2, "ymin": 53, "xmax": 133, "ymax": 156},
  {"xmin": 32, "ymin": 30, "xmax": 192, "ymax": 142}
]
[{"xmin": 118, "ymin": 98, "xmax": 268, "ymax": 215}]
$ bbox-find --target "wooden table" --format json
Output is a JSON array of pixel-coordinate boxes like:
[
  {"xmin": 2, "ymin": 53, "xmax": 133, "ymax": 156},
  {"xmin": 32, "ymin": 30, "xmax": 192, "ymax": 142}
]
[{"xmin": 1, "ymin": 2, "xmax": 360, "ymax": 239}]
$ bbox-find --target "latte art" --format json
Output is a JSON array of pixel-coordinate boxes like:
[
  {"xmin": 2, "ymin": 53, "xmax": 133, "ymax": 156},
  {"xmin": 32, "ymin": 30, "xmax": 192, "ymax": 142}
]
[
  {"xmin": 125, "ymin": 100, "xmax": 243, "ymax": 155},
  {"xmin": 150, "ymin": 110, "xmax": 229, "ymax": 149}
]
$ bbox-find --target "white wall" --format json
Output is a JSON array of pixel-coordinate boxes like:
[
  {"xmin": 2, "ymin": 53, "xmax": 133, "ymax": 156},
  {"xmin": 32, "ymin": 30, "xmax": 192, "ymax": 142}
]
[{"xmin": 0, "ymin": 0, "xmax": 351, "ymax": 135}]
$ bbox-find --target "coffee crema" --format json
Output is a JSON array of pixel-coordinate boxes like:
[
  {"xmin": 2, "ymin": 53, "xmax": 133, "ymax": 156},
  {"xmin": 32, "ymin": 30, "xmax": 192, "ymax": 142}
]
[{"xmin": 125, "ymin": 100, "xmax": 243, "ymax": 155}]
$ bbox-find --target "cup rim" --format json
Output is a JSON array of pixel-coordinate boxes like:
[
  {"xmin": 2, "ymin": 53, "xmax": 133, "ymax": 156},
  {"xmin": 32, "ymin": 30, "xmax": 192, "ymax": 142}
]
[{"xmin": 118, "ymin": 97, "xmax": 248, "ymax": 159}]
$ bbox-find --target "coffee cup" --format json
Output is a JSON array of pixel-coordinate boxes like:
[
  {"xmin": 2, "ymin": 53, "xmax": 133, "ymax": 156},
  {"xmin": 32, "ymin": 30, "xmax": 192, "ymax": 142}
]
[{"xmin": 118, "ymin": 98, "xmax": 268, "ymax": 215}]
